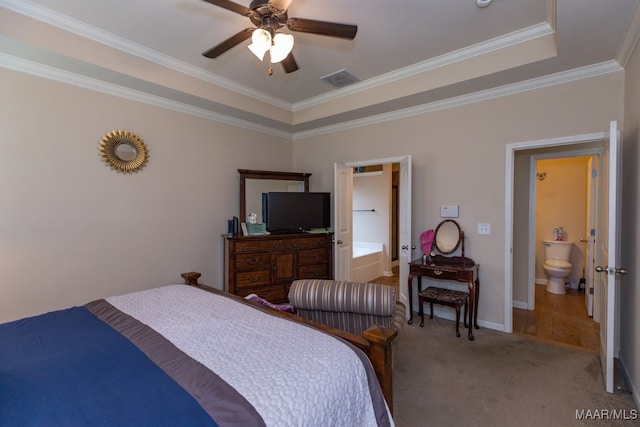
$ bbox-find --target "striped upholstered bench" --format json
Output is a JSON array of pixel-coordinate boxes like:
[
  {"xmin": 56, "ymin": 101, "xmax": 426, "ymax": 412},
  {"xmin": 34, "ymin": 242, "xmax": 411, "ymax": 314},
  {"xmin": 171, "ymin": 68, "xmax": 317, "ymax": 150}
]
[{"xmin": 288, "ymin": 279, "xmax": 405, "ymax": 336}]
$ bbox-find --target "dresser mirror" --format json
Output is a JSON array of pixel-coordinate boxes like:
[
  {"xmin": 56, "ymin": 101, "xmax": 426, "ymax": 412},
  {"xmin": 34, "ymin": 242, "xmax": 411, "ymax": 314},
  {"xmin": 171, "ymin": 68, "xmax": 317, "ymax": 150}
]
[
  {"xmin": 434, "ymin": 219, "xmax": 462, "ymax": 254},
  {"xmin": 432, "ymin": 219, "xmax": 473, "ymax": 266},
  {"xmin": 239, "ymin": 169, "xmax": 310, "ymax": 224}
]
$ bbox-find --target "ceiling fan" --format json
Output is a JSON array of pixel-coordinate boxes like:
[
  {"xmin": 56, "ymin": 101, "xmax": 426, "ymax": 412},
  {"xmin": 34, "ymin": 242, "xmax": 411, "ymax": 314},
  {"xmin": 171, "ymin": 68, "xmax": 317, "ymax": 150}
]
[{"xmin": 201, "ymin": 0, "xmax": 358, "ymax": 74}]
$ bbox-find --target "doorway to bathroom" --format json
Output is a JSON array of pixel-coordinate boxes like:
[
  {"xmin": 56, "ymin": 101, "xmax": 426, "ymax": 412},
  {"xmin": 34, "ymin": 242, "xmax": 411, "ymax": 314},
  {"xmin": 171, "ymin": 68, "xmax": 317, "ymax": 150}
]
[
  {"xmin": 513, "ymin": 152, "xmax": 601, "ymax": 351},
  {"xmin": 506, "ymin": 121, "xmax": 622, "ymax": 393},
  {"xmin": 334, "ymin": 155, "xmax": 412, "ymax": 312}
]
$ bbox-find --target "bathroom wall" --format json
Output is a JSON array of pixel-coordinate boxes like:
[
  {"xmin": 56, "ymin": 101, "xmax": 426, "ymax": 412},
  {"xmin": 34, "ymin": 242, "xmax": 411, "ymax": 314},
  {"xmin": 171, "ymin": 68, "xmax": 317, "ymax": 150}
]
[
  {"xmin": 352, "ymin": 165, "xmax": 392, "ymax": 274},
  {"xmin": 535, "ymin": 156, "xmax": 590, "ymax": 286}
]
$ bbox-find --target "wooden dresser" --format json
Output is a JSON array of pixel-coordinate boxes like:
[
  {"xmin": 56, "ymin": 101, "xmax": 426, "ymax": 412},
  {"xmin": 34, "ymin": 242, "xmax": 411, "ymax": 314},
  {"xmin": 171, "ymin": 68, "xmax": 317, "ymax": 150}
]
[{"xmin": 223, "ymin": 233, "xmax": 334, "ymax": 303}]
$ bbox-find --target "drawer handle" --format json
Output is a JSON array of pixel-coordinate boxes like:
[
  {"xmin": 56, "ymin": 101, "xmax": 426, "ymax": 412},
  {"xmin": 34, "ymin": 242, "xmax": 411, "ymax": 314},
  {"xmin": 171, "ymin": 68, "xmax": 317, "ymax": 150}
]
[
  {"xmin": 433, "ymin": 270, "xmax": 443, "ymax": 275},
  {"xmin": 248, "ymin": 276, "xmax": 261, "ymax": 283},
  {"xmin": 242, "ymin": 244, "xmax": 248, "ymax": 250},
  {"xmin": 247, "ymin": 258, "xmax": 259, "ymax": 265}
]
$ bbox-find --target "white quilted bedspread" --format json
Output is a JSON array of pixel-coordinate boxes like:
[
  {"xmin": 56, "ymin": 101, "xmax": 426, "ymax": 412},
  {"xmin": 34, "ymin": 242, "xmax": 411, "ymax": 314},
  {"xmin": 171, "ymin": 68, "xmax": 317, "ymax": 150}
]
[{"xmin": 107, "ymin": 285, "xmax": 393, "ymax": 427}]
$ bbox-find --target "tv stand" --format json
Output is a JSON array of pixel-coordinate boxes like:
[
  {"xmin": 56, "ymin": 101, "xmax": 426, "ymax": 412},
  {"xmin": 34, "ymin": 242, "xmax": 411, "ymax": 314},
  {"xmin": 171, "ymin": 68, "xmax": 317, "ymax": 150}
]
[{"xmin": 223, "ymin": 232, "xmax": 334, "ymax": 303}]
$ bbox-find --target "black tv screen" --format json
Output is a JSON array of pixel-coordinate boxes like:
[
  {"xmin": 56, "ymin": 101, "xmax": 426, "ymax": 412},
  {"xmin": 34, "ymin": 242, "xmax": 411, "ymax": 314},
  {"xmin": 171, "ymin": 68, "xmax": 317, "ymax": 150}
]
[{"xmin": 262, "ymin": 192, "xmax": 331, "ymax": 233}]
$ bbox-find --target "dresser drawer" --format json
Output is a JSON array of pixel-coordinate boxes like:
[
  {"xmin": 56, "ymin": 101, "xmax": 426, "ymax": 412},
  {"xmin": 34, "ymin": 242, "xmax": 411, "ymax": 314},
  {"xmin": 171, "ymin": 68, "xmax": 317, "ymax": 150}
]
[
  {"xmin": 298, "ymin": 263, "xmax": 329, "ymax": 279},
  {"xmin": 235, "ymin": 270, "xmax": 271, "ymax": 289},
  {"xmin": 419, "ymin": 266, "xmax": 459, "ymax": 281},
  {"xmin": 284, "ymin": 236, "xmax": 327, "ymax": 249},
  {"xmin": 234, "ymin": 239, "xmax": 283, "ymax": 252},
  {"xmin": 298, "ymin": 248, "xmax": 328, "ymax": 265},
  {"xmin": 235, "ymin": 252, "xmax": 271, "ymax": 269}
]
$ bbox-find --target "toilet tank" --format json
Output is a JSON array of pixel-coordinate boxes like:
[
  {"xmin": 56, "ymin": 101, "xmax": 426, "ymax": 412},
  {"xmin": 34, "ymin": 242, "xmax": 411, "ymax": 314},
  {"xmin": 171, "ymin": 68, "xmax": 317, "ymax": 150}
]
[{"xmin": 543, "ymin": 240, "xmax": 573, "ymax": 261}]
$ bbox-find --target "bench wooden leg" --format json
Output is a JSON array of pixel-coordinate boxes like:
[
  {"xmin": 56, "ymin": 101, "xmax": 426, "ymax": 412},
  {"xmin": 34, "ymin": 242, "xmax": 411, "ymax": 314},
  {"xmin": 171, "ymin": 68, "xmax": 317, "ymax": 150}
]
[{"xmin": 463, "ymin": 299, "xmax": 469, "ymax": 328}]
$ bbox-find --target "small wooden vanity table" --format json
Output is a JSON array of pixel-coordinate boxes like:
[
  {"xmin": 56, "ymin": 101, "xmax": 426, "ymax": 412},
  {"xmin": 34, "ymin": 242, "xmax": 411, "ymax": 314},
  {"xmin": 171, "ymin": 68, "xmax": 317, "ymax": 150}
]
[
  {"xmin": 408, "ymin": 257, "xmax": 479, "ymax": 340},
  {"xmin": 407, "ymin": 220, "xmax": 480, "ymax": 340}
]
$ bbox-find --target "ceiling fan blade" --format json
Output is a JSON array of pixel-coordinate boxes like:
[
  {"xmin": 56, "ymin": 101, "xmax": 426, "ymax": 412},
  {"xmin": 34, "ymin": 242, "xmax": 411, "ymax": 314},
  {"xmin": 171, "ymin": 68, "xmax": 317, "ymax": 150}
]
[
  {"xmin": 202, "ymin": 28, "xmax": 254, "ymax": 58},
  {"xmin": 280, "ymin": 53, "xmax": 299, "ymax": 73},
  {"xmin": 287, "ymin": 18, "xmax": 357, "ymax": 39},
  {"xmin": 201, "ymin": 0, "xmax": 251, "ymax": 16}
]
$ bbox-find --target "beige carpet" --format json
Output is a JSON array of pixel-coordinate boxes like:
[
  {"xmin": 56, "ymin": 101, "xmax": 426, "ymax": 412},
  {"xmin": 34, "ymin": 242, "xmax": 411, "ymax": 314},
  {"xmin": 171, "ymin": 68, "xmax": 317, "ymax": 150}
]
[{"xmin": 393, "ymin": 318, "xmax": 637, "ymax": 427}]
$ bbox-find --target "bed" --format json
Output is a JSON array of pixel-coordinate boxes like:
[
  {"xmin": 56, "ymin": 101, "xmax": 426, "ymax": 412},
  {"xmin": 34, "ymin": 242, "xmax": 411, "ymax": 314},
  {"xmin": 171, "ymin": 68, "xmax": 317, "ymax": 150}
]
[{"xmin": 0, "ymin": 272, "xmax": 395, "ymax": 426}]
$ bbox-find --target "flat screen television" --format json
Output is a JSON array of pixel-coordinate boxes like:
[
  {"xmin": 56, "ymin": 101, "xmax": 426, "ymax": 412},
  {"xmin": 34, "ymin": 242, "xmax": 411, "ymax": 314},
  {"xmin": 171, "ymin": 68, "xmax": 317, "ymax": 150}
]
[{"xmin": 262, "ymin": 192, "xmax": 331, "ymax": 233}]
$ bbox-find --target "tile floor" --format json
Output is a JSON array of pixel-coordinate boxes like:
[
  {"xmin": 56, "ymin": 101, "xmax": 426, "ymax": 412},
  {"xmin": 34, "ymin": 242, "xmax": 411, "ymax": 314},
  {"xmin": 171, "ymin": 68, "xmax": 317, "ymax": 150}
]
[{"xmin": 512, "ymin": 284, "xmax": 600, "ymax": 352}]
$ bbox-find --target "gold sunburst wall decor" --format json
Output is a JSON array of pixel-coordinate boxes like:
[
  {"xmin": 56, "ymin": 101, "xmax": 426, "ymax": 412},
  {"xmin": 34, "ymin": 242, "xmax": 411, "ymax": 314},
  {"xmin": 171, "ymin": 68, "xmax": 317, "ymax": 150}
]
[{"xmin": 99, "ymin": 130, "xmax": 148, "ymax": 174}]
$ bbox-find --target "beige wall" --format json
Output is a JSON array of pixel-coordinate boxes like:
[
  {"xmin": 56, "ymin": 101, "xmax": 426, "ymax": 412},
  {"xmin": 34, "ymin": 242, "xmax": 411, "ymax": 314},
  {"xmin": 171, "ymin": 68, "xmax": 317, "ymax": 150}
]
[
  {"xmin": 535, "ymin": 157, "xmax": 589, "ymax": 286},
  {"xmin": 621, "ymin": 29, "xmax": 640, "ymax": 405},
  {"xmin": 0, "ymin": 68, "xmax": 293, "ymax": 323},
  {"xmin": 293, "ymin": 72, "xmax": 624, "ymax": 328}
]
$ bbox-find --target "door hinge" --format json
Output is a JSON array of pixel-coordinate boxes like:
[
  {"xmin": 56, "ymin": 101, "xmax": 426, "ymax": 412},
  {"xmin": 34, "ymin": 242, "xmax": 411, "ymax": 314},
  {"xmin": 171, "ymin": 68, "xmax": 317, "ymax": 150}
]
[
  {"xmin": 589, "ymin": 287, "xmax": 594, "ymax": 295},
  {"xmin": 592, "ymin": 169, "xmax": 597, "ymax": 178},
  {"xmin": 590, "ymin": 228, "xmax": 596, "ymax": 237}
]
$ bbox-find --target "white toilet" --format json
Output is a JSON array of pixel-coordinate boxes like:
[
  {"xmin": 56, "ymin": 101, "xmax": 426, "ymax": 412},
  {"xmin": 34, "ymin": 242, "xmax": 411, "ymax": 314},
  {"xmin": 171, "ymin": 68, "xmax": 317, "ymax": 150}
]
[{"xmin": 543, "ymin": 240, "xmax": 573, "ymax": 294}]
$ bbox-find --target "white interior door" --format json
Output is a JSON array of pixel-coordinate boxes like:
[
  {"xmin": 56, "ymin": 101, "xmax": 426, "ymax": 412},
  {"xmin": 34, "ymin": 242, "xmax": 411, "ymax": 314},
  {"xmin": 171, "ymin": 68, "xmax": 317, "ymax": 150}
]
[
  {"xmin": 584, "ymin": 155, "xmax": 597, "ymax": 317},
  {"xmin": 334, "ymin": 163, "xmax": 353, "ymax": 280},
  {"xmin": 597, "ymin": 120, "xmax": 622, "ymax": 393},
  {"xmin": 398, "ymin": 155, "xmax": 412, "ymax": 316}
]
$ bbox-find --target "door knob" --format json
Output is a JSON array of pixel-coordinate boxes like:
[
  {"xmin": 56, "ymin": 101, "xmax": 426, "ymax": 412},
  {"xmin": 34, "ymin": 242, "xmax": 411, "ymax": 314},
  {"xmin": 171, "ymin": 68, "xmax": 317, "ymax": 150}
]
[
  {"xmin": 336, "ymin": 240, "xmax": 343, "ymax": 245},
  {"xmin": 579, "ymin": 238, "xmax": 589, "ymax": 243},
  {"xmin": 401, "ymin": 245, "xmax": 409, "ymax": 250},
  {"xmin": 596, "ymin": 266, "xmax": 629, "ymax": 276}
]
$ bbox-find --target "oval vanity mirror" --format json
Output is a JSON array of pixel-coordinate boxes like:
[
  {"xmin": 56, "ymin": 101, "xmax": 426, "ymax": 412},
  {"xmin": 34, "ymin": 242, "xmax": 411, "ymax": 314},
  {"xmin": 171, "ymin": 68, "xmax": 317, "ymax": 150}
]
[{"xmin": 433, "ymin": 219, "xmax": 462, "ymax": 254}]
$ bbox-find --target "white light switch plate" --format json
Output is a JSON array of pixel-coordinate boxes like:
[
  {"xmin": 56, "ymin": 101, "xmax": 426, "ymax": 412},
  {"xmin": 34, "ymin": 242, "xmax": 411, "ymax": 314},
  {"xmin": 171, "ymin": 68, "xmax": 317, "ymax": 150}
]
[
  {"xmin": 478, "ymin": 223, "xmax": 491, "ymax": 235},
  {"xmin": 440, "ymin": 205, "xmax": 459, "ymax": 218}
]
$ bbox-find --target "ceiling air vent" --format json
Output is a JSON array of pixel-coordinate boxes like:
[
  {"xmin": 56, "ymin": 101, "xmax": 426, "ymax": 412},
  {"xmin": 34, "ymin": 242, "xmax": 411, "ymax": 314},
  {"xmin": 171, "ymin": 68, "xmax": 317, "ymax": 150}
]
[{"xmin": 320, "ymin": 69, "xmax": 360, "ymax": 88}]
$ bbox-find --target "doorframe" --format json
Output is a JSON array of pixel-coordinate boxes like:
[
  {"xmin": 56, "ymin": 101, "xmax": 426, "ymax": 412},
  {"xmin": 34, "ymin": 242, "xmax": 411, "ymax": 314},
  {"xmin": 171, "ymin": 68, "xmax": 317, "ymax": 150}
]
[
  {"xmin": 527, "ymin": 149, "xmax": 601, "ymax": 311},
  {"xmin": 337, "ymin": 155, "xmax": 412, "ymax": 311},
  {"xmin": 504, "ymin": 132, "xmax": 606, "ymax": 333}
]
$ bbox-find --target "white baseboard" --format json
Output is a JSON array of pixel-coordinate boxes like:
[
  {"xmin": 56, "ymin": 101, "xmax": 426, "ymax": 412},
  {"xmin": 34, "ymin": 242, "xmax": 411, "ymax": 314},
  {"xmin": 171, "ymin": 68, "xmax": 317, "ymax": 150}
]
[
  {"xmin": 412, "ymin": 306, "xmax": 506, "ymax": 332},
  {"xmin": 513, "ymin": 300, "xmax": 529, "ymax": 310},
  {"xmin": 619, "ymin": 356, "xmax": 640, "ymax": 409}
]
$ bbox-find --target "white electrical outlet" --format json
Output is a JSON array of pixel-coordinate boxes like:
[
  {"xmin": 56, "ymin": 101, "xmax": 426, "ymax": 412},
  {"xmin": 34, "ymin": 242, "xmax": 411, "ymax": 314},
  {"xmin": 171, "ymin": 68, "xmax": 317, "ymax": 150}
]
[{"xmin": 478, "ymin": 223, "xmax": 491, "ymax": 235}]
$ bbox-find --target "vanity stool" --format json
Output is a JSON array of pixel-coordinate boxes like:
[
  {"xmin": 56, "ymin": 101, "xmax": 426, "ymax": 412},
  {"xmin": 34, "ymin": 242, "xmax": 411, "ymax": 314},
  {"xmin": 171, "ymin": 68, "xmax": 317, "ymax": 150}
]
[{"xmin": 418, "ymin": 287, "xmax": 468, "ymax": 337}]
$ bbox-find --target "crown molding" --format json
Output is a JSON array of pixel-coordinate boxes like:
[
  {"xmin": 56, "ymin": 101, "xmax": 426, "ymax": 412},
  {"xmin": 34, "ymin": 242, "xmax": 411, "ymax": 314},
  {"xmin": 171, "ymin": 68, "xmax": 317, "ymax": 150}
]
[
  {"xmin": 0, "ymin": 52, "xmax": 291, "ymax": 139},
  {"xmin": 292, "ymin": 22, "xmax": 555, "ymax": 112},
  {"xmin": 1, "ymin": 42, "xmax": 621, "ymax": 141},
  {"xmin": 292, "ymin": 61, "xmax": 623, "ymax": 140},
  {"xmin": 615, "ymin": 0, "xmax": 640, "ymax": 67},
  {"xmin": 1, "ymin": 0, "xmax": 292, "ymax": 112}
]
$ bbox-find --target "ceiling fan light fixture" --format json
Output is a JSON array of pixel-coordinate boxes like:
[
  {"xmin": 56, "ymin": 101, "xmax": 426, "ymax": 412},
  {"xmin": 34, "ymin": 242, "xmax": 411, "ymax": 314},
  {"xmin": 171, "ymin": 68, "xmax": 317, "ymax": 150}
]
[
  {"xmin": 248, "ymin": 28, "xmax": 272, "ymax": 60},
  {"xmin": 270, "ymin": 33, "xmax": 294, "ymax": 63}
]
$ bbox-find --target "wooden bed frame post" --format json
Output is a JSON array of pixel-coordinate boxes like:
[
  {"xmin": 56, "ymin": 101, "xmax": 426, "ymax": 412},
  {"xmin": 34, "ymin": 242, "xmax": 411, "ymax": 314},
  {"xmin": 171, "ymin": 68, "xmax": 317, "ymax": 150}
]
[{"xmin": 363, "ymin": 326, "xmax": 397, "ymax": 413}]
